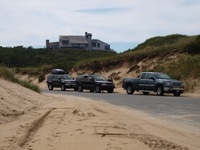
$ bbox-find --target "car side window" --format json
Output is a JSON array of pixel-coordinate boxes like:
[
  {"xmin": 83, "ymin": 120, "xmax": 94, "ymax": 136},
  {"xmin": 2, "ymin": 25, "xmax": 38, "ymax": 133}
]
[
  {"xmin": 77, "ymin": 76, "xmax": 83, "ymax": 81},
  {"xmin": 141, "ymin": 73, "xmax": 147, "ymax": 79},
  {"xmin": 83, "ymin": 76, "xmax": 88, "ymax": 81},
  {"xmin": 88, "ymin": 76, "xmax": 94, "ymax": 81},
  {"xmin": 146, "ymin": 73, "xmax": 154, "ymax": 79}
]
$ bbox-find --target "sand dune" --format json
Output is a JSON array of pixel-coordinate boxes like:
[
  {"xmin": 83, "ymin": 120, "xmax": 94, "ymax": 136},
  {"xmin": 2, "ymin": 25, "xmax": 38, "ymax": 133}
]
[{"xmin": 0, "ymin": 78, "xmax": 200, "ymax": 150}]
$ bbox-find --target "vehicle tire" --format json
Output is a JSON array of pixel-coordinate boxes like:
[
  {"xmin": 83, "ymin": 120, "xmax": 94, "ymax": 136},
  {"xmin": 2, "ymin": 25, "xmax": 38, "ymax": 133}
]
[
  {"xmin": 95, "ymin": 86, "xmax": 101, "ymax": 93},
  {"xmin": 78, "ymin": 85, "xmax": 83, "ymax": 92},
  {"xmin": 174, "ymin": 92, "xmax": 181, "ymax": 96},
  {"xmin": 107, "ymin": 89, "xmax": 114, "ymax": 93},
  {"xmin": 156, "ymin": 85, "xmax": 164, "ymax": 96},
  {"xmin": 126, "ymin": 85, "xmax": 134, "ymax": 94},
  {"xmin": 48, "ymin": 83, "xmax": 53, "ymax": 90},
  {"xmin": 143, "ymin": 92, "xmax": 149, "ymax": 95},
  {"xmin": 61, "ymin": 84, "xmax": 66, "ymax": 91}
]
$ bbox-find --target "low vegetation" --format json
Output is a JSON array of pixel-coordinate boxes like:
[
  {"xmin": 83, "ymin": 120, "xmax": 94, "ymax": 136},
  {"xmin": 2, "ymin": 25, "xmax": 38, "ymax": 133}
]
[
  {"xmin": 75, "ymin": 34, "xmax": 199, "ymax": 70},
  {"xmin": 0, "ymin": 65, "xmax": 40, "ymax": 93}
]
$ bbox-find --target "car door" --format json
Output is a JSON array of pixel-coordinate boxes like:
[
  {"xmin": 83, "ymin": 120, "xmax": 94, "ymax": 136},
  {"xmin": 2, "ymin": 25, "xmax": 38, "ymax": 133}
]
[
  {"xmin": 54, "ymin": 75, "xmax": 62, "ymax": 87},
  {"xmin": 85, "ymin": 76, "xmax": 95, "ymax": 90},
  {"xmin": 139, "ymin": 73, "xmax": 155, "ymax": 91},
  {"xmin": 145, "ymin": 73, "xmax": 156, "ymax": 91},
  {"xmin": 138, "ymin": 73, "xmax": 147, "ymax": 90},
  {"xmin": 82, "ymin": 76, "xmax": 90, "ymax": 89}
]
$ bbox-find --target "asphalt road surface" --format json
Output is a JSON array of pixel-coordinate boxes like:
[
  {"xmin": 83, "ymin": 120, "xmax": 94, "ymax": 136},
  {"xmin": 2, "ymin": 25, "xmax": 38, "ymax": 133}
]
[{"xmin": 43, "ymin": 89, "xmax": 200, "ymax": 131}]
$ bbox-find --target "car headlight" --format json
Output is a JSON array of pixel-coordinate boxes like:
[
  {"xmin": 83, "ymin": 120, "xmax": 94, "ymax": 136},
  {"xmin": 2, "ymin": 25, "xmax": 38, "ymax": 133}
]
[{"xmin": 165, "ymin": 81, "xmax": 171, "ymax": 86}]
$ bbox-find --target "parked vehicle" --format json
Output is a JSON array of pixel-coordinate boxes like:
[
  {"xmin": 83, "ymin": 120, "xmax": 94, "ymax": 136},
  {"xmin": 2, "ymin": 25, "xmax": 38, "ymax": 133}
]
[
  {"xmin": 122, "ymin": 72, "xmax": 184, "ymax": 96},
  {"xmin": 47, "ymin": 69, "xmax": 76, "ymax": 91},
  {"xmin": 76, "ymin": 74, "xmax": 115, "ymax": 93}
]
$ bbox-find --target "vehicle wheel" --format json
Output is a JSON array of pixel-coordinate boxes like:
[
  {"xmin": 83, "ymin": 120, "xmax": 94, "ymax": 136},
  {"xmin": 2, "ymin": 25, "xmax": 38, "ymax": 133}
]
[
  {"xmin": 61, "ymin": 84, "xmax": 66, "ymax": 91},
  {"xmin": 126, "ymin": 85, "xmax": 134, "ymax": 94},
  {"xmin": 156, "ymin": 85, "xmax": 164, "ymax": 96},
  {"xmin": 78, "ymin": 85, "xmax": 83, "ymax": 92},
  {"xmin": 95, "ymin": 86, "xmax": 101, "ymax": 93},
  {"xmin": 143, "ymin": 92, "xmax": 149, "ymax": 95},
  {"xmin": 90, "ymin": 89, "xmax": 94, "ymax": 92},
  {"xmin": 174, "ymin": 92, "xmax": 180, "ymax": 96},
  {"xmin": 107, "ymin": 89, "xmax": 114, "ymax": 93},
  {"xmin": 48, "ymin": 83, "xmax": 53, "ymax": 90}
]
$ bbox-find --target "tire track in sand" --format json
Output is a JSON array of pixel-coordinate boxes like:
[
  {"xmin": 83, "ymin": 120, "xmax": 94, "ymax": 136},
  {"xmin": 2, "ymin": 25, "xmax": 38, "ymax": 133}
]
[{"xmin": 17, "ymin": 108, "xmax": 55, "ymax": 147}]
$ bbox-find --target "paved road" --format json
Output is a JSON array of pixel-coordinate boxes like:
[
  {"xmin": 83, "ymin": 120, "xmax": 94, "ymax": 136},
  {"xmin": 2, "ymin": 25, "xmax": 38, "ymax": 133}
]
[{"xmin": 43, "ymin": 89, "xmax": 200, "ymax": 130}]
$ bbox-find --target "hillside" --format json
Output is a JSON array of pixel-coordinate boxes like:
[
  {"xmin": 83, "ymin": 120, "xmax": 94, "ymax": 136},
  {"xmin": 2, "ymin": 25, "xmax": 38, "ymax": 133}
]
[
  {"xmin": 70, "ymin": 34, "xmax": 200, "ymax": 93},
  {"xmin": 1, "ymin": 34, "xmax": 199, "ymax": 94}
]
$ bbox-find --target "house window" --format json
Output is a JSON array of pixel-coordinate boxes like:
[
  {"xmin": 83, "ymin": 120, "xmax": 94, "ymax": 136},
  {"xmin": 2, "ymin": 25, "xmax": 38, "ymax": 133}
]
[
  {"xmin": 92, "ymin": 42, "xmax": 96, "ymax": 47},
  {"xmin": 97, "ymin": 43, "xmax": 100, "ymax": 48},
  {"xmin": 72, "ymin": 44, "xmax": 80, "ymax": 47},
  {"xmin": 87, "ymin": 35, "xmax": 91, "ymax": 39},
  {"xmin": 105, "ymin": 45, "xmax": 110, "ymax": 50},
  {"xmin": 62, "ymin": 40, "xmax": 69, "ymax": 45}
]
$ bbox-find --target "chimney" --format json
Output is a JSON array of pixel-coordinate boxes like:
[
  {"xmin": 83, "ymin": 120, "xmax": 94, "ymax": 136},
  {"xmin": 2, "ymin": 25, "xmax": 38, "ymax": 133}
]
[{"xmin": 46, "ymin": 39, "xmax": 49, "ymax": 48}]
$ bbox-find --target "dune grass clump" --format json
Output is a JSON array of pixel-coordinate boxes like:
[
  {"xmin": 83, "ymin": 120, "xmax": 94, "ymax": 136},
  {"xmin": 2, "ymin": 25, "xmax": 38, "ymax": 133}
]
[{"xmin": 0, "ymin": 65, "xmax": 40, "ymax": 93}]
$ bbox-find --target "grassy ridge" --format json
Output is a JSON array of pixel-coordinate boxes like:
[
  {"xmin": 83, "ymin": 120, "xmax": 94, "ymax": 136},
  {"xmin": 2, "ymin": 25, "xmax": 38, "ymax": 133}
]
[
  {"xmin": 0, "ymin": 66, "xmax": 40, "ymax": 93},
  {"xmin": 75, "ymin": 34, "xmax": 200, "ymax": 74},
  {"xmin": 74, "ymin": 34, "xmax": 200, "ymax": 91}
]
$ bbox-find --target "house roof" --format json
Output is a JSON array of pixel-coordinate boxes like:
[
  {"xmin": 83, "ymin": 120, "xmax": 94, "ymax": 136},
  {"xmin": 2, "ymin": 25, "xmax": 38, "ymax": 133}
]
[
  {"xmin": 92, "ymin": 39, "xmax": 110, "ymax": 46},
  {"xmin": 60, "ymin": 36, "xmax": 88, "ymax": 44}
]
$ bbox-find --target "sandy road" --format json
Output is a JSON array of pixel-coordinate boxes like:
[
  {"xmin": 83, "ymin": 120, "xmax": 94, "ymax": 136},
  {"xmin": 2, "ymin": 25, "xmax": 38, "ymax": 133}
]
[{"xmin": 0, "ymin": 94, "xmax": 200, "ymax": 150}]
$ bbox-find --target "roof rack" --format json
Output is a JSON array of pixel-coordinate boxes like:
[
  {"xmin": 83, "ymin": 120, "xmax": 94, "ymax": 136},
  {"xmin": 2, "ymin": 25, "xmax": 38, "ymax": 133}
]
[{"xmin": 51, "ymin": 69, "xmax": 65, "ymax": 74}]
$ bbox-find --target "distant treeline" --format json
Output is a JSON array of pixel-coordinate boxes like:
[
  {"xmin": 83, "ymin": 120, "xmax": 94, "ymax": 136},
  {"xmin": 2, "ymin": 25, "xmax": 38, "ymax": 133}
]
[{"xmin": 0, "ymin": 47, "xmax": 116, "ymax": 73}]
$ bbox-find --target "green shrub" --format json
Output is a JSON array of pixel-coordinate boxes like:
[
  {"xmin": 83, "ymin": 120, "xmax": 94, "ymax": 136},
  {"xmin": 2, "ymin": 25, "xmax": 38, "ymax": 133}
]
[
  {"xmin": 38, "ymin": 74, "xmax": 45, "ymax": 83},
  {"xmin": 0, "ymin": 66, "xmax": 18, "ymax": 82},
  {"xmin": 185, "ymin": 35, "xmax": 200, "ymax": 54},
  {"xmin": 0, "ymin": 65, "xmax": 41, "ymax": 93}
]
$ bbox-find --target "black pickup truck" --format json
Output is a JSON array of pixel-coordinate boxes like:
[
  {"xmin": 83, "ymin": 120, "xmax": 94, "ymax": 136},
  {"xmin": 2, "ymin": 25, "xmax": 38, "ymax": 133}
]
[{"xmin": 122, "ymin": 72, "xmax": 184, "ymax": 96}]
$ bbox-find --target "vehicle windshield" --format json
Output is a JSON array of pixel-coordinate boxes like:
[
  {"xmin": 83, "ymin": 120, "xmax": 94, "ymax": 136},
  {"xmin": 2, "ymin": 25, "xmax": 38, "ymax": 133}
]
[
  {"xmin": 61, "ymin": 75, "xmax": 72, "ymax": 80},
  {"xmin": 94, "ymin": 75, "xmax": 107, "ymax": 81},
  {"xmin": 155, "ymin": 73, "xmax": 171, "ymax": 79}
]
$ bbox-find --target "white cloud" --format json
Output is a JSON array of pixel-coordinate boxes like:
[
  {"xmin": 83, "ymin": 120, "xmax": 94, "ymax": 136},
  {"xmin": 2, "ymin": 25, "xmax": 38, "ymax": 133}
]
[{"xmin": 0, "ymin": 0, "xmax": 200, "ymax": 52}]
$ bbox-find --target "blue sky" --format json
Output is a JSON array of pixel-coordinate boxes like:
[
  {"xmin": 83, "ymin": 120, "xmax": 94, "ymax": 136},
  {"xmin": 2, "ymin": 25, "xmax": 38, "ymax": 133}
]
[{"xmin": 0, "ymin": 0, "xmax": 200, "ymax": 52}]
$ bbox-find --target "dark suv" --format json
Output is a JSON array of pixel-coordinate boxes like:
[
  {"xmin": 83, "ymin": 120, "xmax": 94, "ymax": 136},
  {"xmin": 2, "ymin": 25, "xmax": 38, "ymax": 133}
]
[
  {"xmin": 76, "ymin": 74, "xmax": 115, "ymax": 93},
  {"xmin": 47, "ymin": 69, "xmax": 76, "ymax": 91}
]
